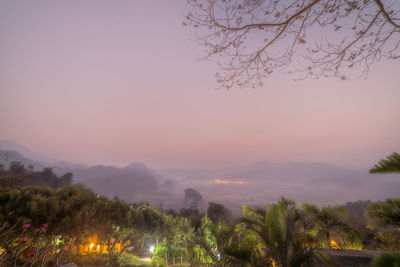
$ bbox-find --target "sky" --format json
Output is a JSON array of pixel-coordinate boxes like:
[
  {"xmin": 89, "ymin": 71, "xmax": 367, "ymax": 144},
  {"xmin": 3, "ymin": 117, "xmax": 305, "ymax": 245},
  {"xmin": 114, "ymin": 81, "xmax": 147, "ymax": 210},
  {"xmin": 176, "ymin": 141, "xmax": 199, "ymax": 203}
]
[{"xmin": 0, "ymin": 0, "xmax": 399, "ymax": 169}]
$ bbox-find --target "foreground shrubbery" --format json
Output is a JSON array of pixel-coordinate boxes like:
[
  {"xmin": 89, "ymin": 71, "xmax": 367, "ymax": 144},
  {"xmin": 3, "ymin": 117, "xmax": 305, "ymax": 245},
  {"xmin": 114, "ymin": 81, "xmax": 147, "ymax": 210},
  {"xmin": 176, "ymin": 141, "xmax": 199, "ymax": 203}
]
[{"xmin": 0, "ymin": 162, "xmax": 399, "ymax": 266}]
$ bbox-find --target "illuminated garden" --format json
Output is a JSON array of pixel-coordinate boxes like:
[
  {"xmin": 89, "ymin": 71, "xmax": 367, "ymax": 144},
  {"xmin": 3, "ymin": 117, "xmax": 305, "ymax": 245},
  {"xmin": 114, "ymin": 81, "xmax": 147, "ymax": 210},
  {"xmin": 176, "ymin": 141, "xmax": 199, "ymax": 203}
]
[{"xmin": 0, "ymin": 156, "xmax": 399, "ymax": 266}]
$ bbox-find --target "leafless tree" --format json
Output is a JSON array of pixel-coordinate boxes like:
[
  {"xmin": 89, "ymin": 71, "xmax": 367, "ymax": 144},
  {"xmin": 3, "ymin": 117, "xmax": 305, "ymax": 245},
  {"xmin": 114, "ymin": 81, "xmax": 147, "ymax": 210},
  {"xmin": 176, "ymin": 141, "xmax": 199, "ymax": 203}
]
[{"xmin": 185, "ymin": 0, "xmax": 400, "ymax": 88}]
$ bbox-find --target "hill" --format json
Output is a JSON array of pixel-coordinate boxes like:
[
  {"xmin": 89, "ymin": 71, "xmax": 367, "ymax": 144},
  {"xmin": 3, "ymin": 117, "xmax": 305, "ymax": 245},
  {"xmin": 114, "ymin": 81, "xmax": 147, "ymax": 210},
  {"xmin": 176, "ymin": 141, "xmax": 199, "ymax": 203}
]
[{"xmin": 1, "ymin": 141, "xmax": 399, "ymax": 210}]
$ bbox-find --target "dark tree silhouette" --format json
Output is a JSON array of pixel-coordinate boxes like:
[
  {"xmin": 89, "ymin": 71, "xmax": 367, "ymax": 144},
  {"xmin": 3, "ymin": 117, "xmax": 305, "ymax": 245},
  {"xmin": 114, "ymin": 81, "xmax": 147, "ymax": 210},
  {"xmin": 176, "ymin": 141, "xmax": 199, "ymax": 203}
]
[
  {"xmin": 185, "ymin": 0, "xmax": 400, "ymax": 88},
  {"xmin": 9, "ymin": 161, "xmax": 26, "ymax": 175},
  {"xmin": 207, "ymin": 202, "xmax": 231, "ymax": 223},
  {"xmin": 184, "ymin": 188, "xmax": 203, "ymax": 206},
  {"xmin": 370, "ymin": 152, "xmax": 400, "ymax": 173},
  {"xmin": 0, "ymin": 162, "xmax": 73, "ymax": 188}
]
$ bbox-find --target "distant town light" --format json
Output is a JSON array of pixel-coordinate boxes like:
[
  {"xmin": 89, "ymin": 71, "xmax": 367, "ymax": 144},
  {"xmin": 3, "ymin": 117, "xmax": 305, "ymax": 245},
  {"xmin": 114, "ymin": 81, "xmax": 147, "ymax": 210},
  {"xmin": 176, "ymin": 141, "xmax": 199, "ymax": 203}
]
[{"xmin": 213, "ymin": 179, "xmax": 247, "ymax": 184}]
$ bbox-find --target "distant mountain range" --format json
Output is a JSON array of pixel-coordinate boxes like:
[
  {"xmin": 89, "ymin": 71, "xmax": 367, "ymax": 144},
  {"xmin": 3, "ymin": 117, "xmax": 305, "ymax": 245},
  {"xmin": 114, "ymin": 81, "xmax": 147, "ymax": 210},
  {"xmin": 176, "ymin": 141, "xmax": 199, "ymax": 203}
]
[
  {"xmin": 0, "ymin": 140, "xmax": 86, "ymax": 169},
  {"xmin": 0, "ymin": 140, "xmax": 60, "ymax": 163},
  {"xmin": 0, "ymin": 148, "xmax": 163, "ymax": 201},
  {"xmin": 1, "ymin": 140, "xmax": 399, "ymax": 209},
  {"xmin": 0, "ymin": 140, "xmax": 163, "ymax": 201},
  {"xmin": 0, "ymin": 150, "xmax": 45, "ymax": 170}
]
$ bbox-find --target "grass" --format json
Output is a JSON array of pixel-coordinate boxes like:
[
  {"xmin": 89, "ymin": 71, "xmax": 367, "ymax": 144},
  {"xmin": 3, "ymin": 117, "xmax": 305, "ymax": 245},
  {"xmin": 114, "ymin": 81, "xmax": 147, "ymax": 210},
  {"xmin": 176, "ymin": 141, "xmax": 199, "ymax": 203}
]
[{"xmin": 118, "ymin": 254, "xmax": 151, "ymax": 267}]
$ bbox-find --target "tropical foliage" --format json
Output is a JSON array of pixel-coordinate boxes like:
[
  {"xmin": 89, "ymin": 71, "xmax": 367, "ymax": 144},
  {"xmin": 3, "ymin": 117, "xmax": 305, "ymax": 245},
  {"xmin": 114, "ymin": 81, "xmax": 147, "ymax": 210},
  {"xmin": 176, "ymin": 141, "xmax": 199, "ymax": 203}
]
[
  {"xmin": 0, "ymin": 162, "xmax": 399, "ymax": 266},
  {"xmin": 370, "ymin": 152, "xmax": 400, "ymax": 173},
  {"xmin": 301, "ymin": 203, "xmax": 359, "ymax": 249}
]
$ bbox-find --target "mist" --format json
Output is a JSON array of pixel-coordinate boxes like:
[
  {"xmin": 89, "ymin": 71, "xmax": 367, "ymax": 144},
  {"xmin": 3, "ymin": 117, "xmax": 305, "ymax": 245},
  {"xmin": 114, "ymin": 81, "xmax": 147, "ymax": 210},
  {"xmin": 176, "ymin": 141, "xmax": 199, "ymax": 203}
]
[{"xmin": 1, "ymin": 142, "xmax": 399, "ymax": 218}]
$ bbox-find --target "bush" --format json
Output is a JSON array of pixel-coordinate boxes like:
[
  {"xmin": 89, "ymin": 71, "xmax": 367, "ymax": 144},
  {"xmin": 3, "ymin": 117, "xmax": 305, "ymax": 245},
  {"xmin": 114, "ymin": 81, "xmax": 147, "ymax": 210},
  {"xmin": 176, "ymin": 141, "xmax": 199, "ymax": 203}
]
[{"xmin": 371, "ymin": 253, "xmax": 400, "ymax": 267}]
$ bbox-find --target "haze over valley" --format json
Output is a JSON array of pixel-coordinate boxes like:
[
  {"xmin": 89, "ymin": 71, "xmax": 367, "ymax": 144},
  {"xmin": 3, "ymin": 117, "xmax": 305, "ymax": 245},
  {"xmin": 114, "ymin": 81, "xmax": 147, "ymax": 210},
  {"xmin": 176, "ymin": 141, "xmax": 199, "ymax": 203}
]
[{"xmin": 1, "ymin": 140, "xmax": 398, "ymax": 216}]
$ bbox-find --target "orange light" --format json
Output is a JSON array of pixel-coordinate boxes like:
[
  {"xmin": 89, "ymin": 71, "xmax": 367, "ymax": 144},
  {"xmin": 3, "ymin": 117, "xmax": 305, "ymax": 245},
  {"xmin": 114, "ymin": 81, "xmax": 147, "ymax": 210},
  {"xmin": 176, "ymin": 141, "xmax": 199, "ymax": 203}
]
[
  {"xmin": 89, "ymin": 243, "xmax": 94, "ymax": 251},
  {"xmin": 330, "ymin": 239, "xmax": 340, "ymax": 249},
  {"xmin": 213, "ymin": 179, "xmax": 247, "ymax": 184}
]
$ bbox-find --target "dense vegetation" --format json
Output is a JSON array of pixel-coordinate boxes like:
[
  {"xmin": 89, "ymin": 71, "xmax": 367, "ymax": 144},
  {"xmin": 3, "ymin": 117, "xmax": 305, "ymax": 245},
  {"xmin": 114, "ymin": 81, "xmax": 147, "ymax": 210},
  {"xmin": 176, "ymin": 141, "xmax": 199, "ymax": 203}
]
[
  {"xmin": 0, "ymin": 161, "xmax": 72, "ymax": 189},
  {"xmin": 0, "ymin": 162, "xmax": 399, "ymax": 266}
]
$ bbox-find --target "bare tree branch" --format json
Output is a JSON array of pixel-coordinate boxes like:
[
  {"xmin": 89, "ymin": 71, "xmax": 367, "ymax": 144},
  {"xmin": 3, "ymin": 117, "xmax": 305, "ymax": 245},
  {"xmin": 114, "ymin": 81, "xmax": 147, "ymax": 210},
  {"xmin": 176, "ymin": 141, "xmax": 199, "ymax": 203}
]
[
  {"xmin": 374, "ymin": 0, "xmax": 400, "ymax": 28},
  {"xmin": 185, "ymin": 0, "xmax": 400, "ymax": 88}
]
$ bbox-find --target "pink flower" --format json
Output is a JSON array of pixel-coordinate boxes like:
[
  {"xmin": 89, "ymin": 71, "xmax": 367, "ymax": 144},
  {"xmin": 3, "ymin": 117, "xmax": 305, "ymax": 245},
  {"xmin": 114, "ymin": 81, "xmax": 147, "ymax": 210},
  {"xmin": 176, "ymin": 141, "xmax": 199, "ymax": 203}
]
[
  {"xmin": 19, "ymin": 237, "xmax": 28, "ymax": 243},
  {"xmin": 22, "ymin": 224, "xmax": 30, "ymax": 229},
  {"xmin": 42, "ymin": 223, "xmax": 48, "ymax": 228}
]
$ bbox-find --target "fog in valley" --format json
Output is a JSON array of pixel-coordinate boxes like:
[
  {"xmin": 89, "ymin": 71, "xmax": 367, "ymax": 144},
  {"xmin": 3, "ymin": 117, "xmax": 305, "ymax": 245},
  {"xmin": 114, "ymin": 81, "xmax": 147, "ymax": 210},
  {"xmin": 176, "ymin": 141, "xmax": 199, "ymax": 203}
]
[{"xmin": 1, "ymin": 140, "xmax": 399, "ymax": 217}]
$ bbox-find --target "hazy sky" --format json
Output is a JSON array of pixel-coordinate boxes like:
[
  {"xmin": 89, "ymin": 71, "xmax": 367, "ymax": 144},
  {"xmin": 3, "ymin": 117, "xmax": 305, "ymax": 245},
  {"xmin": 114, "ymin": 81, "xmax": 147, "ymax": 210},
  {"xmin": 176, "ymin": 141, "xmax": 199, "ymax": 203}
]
[{"xmin": 1, "ymin": 1, "xmax": 399, "ymax": 169}]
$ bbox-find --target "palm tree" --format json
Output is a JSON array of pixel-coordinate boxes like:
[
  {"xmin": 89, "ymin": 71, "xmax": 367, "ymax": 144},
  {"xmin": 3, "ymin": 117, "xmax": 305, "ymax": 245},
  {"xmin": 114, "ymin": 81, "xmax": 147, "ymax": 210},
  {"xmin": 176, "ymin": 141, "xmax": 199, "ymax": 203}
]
[
  {"xmin": 370, "ymin": 152, "xmax": 400, "ymax": 173},
  {"xmin": 366, "ymin": 198, "xmax": 400, "ymax": 228},
  {"xmin": 366, "ymin": 198, "xmax": 400, "ymax": 250},
  {"xmin": 241, "ymin": 198, "xmax": 318, "ymax": 267},
  {"xmin": 301, "ymin": 203, "xmax": 357, "ymax": 249},
  {"xmin": 196, "ymin": 216, "xmax": 230, "ymax": 266},
  {"xmin": 197, "ymin": 213, "xmax": 275, "ymax": 266}
]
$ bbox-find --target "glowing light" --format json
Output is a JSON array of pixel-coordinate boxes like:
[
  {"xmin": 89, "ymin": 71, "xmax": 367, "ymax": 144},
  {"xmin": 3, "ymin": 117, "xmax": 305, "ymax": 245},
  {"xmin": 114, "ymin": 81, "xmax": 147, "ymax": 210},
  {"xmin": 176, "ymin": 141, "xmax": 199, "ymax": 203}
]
[
  {"xmin": 89, "ymin": 243, "xmax": 94, "ymax": 251},
  {"xmin": 330, "ymin": 239, "xmax": 340, "ymax": 249},
  {"xmin": 97, "ymin": 245, "xmax": 100, "ymax": 250},
  {"xmin": 55, "ymin": 237, "xmax": 62, "ymax": 246},
  {"xmin": 213, "ymin": 179, "xmax": 247, "ymax": 184},
  {"xmin": 149, "ymin": 245, "xmax": 155, "ymax": 253}
]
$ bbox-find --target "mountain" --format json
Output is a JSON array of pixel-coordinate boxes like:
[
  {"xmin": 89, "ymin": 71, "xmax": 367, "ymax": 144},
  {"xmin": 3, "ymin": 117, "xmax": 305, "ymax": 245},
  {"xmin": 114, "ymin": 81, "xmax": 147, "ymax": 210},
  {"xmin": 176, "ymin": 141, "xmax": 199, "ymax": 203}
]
[
  {"xmin": 0, "ymin": 140, "xmax": 60, "ymax": 164},
  {"xmin": 0, "ymin": 143, "xmax": 162, "ymax": 202},
  {"xmin": 0, "ymin": 140, "xmax": 86, "ymax": 169},
  {"xmin": 125, "ymin": 162, "xmax": 148, "ymax": 170},
  {"xmin": 71, "ymin": 165, "xmax": 160, "ymax": 201},
  {"xmin": 1, "ymin": 140, "xmax": 399, "ymax": 209},
  {"xmin": 0, "ymin": 150, "xmax": 45, "ymax": 171}
]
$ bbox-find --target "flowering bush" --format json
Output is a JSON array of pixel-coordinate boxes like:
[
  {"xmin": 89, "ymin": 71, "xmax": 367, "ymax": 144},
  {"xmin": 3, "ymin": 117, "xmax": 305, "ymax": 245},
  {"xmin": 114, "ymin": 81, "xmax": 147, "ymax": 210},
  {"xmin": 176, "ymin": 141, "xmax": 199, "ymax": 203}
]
[{"xmin": 0, "ymin": 222, "xmax": 77, "ymax": 267}]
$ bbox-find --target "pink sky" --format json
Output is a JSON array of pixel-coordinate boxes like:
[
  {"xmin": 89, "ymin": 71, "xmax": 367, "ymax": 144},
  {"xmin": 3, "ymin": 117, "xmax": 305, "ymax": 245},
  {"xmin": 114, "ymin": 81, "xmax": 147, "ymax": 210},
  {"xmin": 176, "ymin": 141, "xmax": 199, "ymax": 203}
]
[{"xmin": 0, "ymin": 0, "xmax": 399, "ymax": 168}]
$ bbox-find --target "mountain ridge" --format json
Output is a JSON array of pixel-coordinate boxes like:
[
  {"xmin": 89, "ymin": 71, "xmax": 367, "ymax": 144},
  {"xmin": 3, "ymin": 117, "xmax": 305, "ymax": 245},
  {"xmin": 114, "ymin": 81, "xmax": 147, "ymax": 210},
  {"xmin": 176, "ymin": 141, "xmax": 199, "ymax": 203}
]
[{"xmin": 1, "ymin": 140, "xmax": 399, "ymax": 207}]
